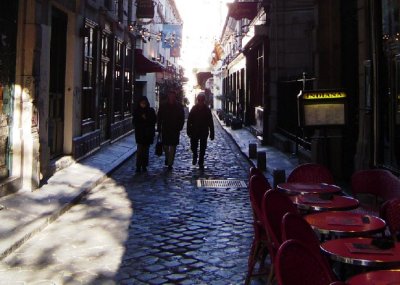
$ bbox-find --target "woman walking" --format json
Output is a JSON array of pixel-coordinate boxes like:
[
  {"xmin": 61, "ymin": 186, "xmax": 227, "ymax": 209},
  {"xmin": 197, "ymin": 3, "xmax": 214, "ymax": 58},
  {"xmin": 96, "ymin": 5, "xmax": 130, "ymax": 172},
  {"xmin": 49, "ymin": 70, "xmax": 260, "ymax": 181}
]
[
  {"xmin": 133, "ymin": 96, "xmax": 157, "ymax": 172},
  {"xmin": 157, "ymin": 90, "xmax": 185, "ymax": 170},
  {"xmin": 187, "ymin": 93, "xmax": 214, "ymax": 170}
]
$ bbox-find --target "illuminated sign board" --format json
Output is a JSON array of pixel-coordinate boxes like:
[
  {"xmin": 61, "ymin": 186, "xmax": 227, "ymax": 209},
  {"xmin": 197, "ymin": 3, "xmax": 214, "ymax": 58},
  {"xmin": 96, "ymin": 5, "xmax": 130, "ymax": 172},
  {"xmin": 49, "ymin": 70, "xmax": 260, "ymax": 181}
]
[
  {"xmin": 302, "ymin": 92, "xmax": 347, "ymax": 100},
  {"xmin": 297, "ymin": 90, "xmax": 347, "ymax": 127}
]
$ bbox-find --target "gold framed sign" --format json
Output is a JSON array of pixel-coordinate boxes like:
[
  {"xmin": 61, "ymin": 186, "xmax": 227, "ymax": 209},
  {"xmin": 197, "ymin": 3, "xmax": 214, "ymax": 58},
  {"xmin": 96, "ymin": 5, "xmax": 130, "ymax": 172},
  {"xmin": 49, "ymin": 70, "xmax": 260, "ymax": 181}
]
[{"xmin": 297, "ymin": 90, "xmax": 347, "ymax": 127}]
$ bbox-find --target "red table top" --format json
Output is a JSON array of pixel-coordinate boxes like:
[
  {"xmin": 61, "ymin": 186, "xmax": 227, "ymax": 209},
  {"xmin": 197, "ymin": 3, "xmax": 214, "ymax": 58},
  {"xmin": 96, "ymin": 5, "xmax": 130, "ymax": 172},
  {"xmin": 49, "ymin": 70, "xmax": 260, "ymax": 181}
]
[
  {"xmin": 347, "ymin": 269, "xmax": 400, "ymax": 285},
  {"xmin": 277, "ymin": 182, "xmax": 341, "ymax": 195},
  {"xmin": 290, "ymin": 194, "xmax": 359, "ymax": 211},
  {"xmin": 321, "ymin": 237, "xmax": 400, "ymax": 267},
  {"xmin": 305, "ymin": 211, "xmax": 386, "ymax": 236}
]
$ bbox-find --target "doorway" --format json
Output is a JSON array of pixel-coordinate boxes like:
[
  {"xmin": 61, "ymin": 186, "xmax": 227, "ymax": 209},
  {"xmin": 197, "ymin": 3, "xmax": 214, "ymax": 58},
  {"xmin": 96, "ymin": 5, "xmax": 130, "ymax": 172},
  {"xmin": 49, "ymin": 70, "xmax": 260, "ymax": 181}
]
[
  {"xmin": 0, "ymin": 0, "xmax": 18, "ymax": 179},
  {"xmin": 48, "ymin": 8, "xmax": 67, "ymax": 159}
]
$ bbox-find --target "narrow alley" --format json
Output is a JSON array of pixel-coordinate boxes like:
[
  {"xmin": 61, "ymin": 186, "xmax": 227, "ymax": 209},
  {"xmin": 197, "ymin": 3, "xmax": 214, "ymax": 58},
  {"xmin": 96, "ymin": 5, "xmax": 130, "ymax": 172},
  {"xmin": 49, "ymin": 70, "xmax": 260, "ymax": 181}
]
[{"xmin": 0, "ymin": 117, "xmax": 260, "ymax": 284}]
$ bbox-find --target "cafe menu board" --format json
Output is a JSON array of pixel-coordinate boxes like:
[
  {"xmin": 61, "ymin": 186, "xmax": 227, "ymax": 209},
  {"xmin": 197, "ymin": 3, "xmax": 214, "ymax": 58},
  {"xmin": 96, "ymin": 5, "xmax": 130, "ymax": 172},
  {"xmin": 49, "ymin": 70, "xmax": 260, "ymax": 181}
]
[{"xmin": 298, "ymin": 90, "xmax": 347, "ymax": 127}]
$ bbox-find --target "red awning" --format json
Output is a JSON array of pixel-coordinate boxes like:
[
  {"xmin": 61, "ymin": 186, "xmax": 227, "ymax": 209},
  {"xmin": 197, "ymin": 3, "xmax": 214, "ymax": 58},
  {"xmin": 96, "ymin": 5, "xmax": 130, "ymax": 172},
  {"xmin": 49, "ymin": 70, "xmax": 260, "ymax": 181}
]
[
  {"xmin": 227, "ymin": 2, "xmax": 258, "ymax": 21},
  {"xmin": 196, "ymin": 72, "xmax": 212, "ymax": 89},
  {"xmin": 135, "ymin": 49, "xmax": 165, "ymax": 74}
]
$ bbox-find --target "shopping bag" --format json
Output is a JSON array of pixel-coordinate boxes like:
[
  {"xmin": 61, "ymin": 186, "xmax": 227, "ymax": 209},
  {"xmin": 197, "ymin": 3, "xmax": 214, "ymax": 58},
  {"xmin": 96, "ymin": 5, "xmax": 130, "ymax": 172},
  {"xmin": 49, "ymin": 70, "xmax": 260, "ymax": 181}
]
[{"xmin": 155, "ymin": 135, "xmax": 163, "ymax": 156}]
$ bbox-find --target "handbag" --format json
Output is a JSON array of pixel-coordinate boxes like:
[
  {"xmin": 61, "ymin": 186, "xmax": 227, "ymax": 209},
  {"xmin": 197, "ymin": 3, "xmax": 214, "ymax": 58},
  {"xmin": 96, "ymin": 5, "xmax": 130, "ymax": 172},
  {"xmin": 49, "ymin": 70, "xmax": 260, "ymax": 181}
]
[{"xmin": 155, "ymin": 134, "xmax": 163, "ymax": 156}]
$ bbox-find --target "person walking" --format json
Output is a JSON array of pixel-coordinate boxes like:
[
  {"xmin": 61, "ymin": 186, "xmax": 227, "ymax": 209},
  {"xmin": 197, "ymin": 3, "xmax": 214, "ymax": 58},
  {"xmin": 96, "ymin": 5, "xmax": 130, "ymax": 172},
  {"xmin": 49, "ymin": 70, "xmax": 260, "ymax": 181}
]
[
  {"xmin": 187, "ymin": 93, "xmax": 214, "ymax": 170},
  {"xmin": 157, "ymin": 90, "xmax": 185, "ymax": 170},
  {"xmin": 133, "ymin": 96, "xmax": 157, "ymax": 172}
]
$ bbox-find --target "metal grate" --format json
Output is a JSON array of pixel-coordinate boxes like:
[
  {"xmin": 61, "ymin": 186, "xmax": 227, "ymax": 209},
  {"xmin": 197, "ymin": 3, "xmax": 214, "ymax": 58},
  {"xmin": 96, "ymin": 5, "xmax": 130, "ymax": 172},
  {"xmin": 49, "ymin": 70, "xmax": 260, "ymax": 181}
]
[{"xmin": 197, "ymin": 179, "xmax": 247, "ymax": 189}]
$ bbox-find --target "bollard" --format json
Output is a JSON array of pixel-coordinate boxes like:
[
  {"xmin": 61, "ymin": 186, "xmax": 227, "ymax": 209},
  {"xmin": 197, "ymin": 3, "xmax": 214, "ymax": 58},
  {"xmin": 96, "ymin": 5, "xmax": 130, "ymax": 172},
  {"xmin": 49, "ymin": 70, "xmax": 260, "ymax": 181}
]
[
  {"xmin": 249, "ymin": 143, "xmax": 257, "ymax": 159},
  {"xmin": 273, "ymin": 169, "xmax": 286, "ymax": 189},
  {"xmin": 257, "ymin": 151, "xmax": 267, "ymax": 171}
]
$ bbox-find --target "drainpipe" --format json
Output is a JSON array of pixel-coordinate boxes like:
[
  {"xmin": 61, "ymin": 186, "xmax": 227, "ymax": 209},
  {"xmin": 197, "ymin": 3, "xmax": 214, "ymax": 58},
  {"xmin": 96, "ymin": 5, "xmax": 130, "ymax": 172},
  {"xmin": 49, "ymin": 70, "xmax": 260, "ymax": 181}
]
[{"xmin": 370, "ymin": 0, "xmax": 382, "ymax": 166}]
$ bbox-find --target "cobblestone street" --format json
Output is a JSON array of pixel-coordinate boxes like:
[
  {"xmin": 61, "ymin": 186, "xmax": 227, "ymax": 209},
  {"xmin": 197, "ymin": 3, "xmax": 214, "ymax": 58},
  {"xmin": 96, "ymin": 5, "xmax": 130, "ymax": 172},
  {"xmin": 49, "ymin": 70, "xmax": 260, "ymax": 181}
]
[{"xmin": 0, "ymin": 118, "xmax": 259, "ymax": 284}]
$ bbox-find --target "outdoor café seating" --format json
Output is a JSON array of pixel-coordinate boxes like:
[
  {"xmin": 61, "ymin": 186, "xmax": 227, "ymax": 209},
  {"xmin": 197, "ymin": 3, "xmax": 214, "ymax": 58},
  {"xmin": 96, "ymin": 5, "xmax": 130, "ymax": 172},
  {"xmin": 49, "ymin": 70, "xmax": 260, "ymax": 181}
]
[
  {"xmin": 351, "ymin": 169, "xmax": 400, "ymax": 213},
  {"xmin": 320, "ymin": 236, "xmax": 400, "ymax": 269},
  {"xmin": 281, "ymin": 212, "xmax": 337, "ymax": 280},
  {"xmin": 261, "ymin": 189, "xmax": 299, "ymax": 284},
  {"xmin": 380, "ymin": 198, "xmax": 400, "ymax": 242},
  {"xmin": 275, "ymin": 239, "xmax": 337, "ymax": 285},
  {"xmin": 249, "ymin": 166, "xmax": 271, "ymax": 187},
  {"xmin": 287, "ymin": 163, "xmax": 334, "ymax": 184},
  {"xmin": 346, "ymin": 269, "xmax": 400, "ymax": 285},
  {"xmin": 245, "ymin": 171, "xmax": 272, "ymax": 285}
]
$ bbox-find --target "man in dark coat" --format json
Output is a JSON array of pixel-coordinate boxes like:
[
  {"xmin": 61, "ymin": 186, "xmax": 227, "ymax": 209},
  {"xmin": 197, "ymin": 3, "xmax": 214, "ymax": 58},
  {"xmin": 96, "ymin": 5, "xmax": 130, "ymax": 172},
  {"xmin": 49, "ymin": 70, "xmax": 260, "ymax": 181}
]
[
  {"xmin": 157, "ymin": 90, "xmax": 185, "ymax": 170},
  {"xmin": 133, "ymin": 96, "xmax": 157, "ymax": 172},
  {"xmin": 187, "ymin": 93, "xmax": 214, "ymax": 170}
]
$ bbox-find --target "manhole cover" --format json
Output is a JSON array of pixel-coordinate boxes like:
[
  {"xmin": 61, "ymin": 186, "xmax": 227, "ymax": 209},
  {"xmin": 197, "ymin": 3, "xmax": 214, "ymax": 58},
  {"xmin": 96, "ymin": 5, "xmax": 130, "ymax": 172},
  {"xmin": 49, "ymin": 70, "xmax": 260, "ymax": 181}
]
[{"xmin": 197, "ymin": 179, "xmax": 247, "ymax": 188}]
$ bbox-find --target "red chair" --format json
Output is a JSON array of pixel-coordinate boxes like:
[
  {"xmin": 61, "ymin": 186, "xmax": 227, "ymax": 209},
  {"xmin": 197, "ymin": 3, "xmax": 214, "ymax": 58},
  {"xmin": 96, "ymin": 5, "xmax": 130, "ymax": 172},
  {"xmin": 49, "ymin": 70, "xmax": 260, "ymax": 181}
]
[
  {"xmin": 380, "ymin": 198, "xmax": 400, "ymax": 242},
  {"xmin": 281, "ymin": 212, "xmax": 337, "ymax": 281},
  {"xmin": 275, "ymin": 239, "xmax": 337, "ymax": 285},
  {"xmin": 245, "ymin": 173, "xmax": 272, "ymax": 285},
  {"xmin": 249, "ymin": 166, "xmax": 264, "ymax": 178},
  {"xmin": 261, "ymin": 189, "xmax": 299, "ymax": 283},
  {"xmin": 249, "ymin": 167, "xmax": 271, "ymax": 187},
  {"xmin": 351, "ymin": 169, "xmax": 400, "ymax": 212},
  {"xmin": 287, "ymin": 163, "xmax": 334, "ymax": 184}
]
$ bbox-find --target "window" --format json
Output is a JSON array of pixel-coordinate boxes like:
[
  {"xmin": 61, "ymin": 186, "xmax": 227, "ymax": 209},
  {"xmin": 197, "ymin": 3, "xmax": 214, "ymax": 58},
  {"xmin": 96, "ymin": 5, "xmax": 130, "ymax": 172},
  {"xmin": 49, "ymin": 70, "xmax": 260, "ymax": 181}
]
[
  {"xmin": 100, "ymin": 32, "xmax": 111, "ymax": 114},
  {"xmin": 82, "ymin": 23, "xmax": 97, "ymax": 123},
  {"xmin": 114, "ymin": 40, "xmax": 123, "ymax": 119}
]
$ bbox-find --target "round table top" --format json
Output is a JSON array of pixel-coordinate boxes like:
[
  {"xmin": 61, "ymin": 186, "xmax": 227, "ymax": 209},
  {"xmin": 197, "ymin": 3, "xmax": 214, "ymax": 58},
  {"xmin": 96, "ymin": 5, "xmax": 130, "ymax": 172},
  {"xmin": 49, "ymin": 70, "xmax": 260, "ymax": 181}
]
[
  {"xmin": 305, "ymin": 211, "xmax": 386, "ymax": 236},
  {"xmin": 277, "ymin": 182, "xmax": 341, "ymax": 195},
  {"xmin": 290, "ymin": 194, "xmax": 359, "ymax": 212},
  {"xmin": 346, "ymin": 269, "xmax": 400, "ymax": 285},
  {"xmin": 321, "ymin": 237, "xmax": 400, "ymax": 267}
]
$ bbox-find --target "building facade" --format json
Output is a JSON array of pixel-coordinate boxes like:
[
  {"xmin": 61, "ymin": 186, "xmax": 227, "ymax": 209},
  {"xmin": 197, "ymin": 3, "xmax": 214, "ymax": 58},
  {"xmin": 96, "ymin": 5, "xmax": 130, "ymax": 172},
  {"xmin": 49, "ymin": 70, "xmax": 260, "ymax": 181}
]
[
  {"xmin": 214, "ymin": 0, "xmax": 400, "ymax": 179},
  {"xmin": 0, "ymin": 0, "xmax": 182, "ymax": 196}
]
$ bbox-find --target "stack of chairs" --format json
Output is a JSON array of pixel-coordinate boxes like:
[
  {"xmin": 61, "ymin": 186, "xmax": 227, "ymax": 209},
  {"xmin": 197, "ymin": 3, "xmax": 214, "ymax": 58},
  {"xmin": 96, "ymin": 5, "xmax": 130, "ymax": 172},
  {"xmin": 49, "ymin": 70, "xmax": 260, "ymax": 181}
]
[{"xmin": 245, "ymin": 167, "xmax": 272, "ymax": 285}]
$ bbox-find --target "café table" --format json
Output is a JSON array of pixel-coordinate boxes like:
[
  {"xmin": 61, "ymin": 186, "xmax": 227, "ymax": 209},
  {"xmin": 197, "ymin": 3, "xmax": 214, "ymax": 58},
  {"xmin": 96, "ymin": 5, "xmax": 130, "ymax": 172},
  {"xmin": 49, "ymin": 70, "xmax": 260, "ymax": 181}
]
[
  {"xmin": 346, "ymin": 269, "xmax": 400, "ymax": 285},
  {"xmin": 277, "ymin": 182, "xmax": 341, "ymax": 195},
  {"xmin": 305, "ymin": 211, "xmax": 386, "ymax": 237},
  {"xmin": 321, "ymin": 237, "xmax": 400, "ymax": 268},
  {"xmin": 290, "ymin": 194, "xmax": 359, "ymax": 212}
]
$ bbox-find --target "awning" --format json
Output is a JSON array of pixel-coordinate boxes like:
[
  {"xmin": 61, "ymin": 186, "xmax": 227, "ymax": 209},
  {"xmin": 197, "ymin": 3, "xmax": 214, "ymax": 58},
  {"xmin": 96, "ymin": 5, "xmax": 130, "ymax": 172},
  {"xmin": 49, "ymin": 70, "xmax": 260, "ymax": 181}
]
[
  {"xmin": 196, "ymin": 72, "xmax": 212, "ymax": 89},
  {"xmin": 227, "ymin": 2, "xmax": 258, "ymax": 21},
  {"xmin": 134, "ymin": 49, "xmax": 165, "ymax": 74}
]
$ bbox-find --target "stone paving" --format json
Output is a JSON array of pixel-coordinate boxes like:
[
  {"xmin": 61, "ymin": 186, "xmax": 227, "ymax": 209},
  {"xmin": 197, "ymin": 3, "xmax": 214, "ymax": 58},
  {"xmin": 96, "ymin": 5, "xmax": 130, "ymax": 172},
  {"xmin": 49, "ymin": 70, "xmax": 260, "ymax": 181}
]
[
  {"xmin": 0, "ymin": 117, "xmax": 268, "ymax": 284},
  {"xmin": 112, "ymin": 117, "xmax": 257, "ymax": 284}
]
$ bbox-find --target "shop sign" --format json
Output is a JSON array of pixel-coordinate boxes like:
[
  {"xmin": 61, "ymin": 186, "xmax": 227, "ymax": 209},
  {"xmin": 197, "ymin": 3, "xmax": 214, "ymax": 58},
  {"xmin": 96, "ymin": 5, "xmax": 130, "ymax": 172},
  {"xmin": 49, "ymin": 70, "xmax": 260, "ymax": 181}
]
[
  {"xmin": 297, "ymin": 90, "xmax": 347, "ymax": 127},
  {"xmin": 136, "ymin": 0, "xmax": 154, "ymax": 19}
]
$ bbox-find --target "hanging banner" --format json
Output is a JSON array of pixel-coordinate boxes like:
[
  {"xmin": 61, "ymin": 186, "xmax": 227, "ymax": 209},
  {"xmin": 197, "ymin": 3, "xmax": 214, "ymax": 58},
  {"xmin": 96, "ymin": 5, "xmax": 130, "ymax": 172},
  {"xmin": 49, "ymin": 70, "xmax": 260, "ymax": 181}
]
[
  {"xmin": 211, "ymin": 42, "xmax": 224, "ymax": 65},
  {"xmin": 136, "ymin": 0, "xmax": 155, "ymax": 19},
  {"xmin": 170, "ymin": 46, "xmax": 181, "ymax": 57},
  {"xmin": 162, "ymin": 24, "xmax": 182, "ymax": 49}
]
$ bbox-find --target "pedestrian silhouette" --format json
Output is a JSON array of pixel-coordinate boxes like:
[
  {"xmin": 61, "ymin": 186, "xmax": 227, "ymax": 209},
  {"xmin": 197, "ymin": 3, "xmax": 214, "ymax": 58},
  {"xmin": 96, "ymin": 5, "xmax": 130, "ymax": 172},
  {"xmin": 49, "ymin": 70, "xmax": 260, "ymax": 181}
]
[
  {"xmin": 187, "ymin": 93, "xmax": 214, "ymax": 170},
  {"xmin": 157, "ymin": 90, "xmax": 185, "ymax": 170},
  {"xmin": 133, "ymin": 96, "xmax": 157, "ymax": 172}
]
